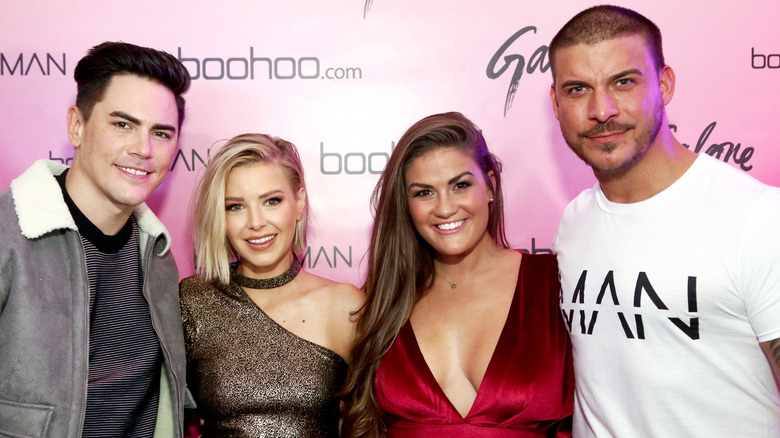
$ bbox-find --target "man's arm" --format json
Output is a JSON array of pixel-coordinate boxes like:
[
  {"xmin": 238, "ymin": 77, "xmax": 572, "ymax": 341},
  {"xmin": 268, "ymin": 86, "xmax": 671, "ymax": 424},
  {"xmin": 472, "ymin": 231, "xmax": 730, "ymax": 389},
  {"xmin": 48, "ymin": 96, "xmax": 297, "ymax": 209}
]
[{"xmin": 761, "ymin": 338, "xmax": 780, "ymax": 381}]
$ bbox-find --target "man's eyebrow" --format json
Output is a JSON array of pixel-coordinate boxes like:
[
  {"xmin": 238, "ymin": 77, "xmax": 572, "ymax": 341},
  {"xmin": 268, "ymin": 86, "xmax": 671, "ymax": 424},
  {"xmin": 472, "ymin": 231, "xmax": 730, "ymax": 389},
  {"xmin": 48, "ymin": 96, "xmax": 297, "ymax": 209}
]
[
  {"xmin": 110, "ymin": 111, "xmax": 177, "ymax": 134},
  {"xmin": 559, "ymin": 69, "xmax": 644, "ymax": 89},
  {"xmin": 609, "ymin": 68, "xmax": 643, "ymax": 82},
  {"xmin": 560, "ymin": 79, "xmax": 589, "ymax": 89},
  {"xmin": 110, "ymin": 111, "xmax": 141, "ymax": 125},
  {"xmin": 152, "ymin": 123, "xmax": 177, "ymax": 134}
]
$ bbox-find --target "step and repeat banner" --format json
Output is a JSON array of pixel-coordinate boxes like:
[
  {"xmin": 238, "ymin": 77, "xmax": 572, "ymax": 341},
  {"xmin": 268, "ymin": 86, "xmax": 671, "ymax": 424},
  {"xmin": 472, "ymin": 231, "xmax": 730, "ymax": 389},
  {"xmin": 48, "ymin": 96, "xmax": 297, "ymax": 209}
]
[{"xmin": 2, "ymin": 0, "xmax": 778, "ymax": 285}]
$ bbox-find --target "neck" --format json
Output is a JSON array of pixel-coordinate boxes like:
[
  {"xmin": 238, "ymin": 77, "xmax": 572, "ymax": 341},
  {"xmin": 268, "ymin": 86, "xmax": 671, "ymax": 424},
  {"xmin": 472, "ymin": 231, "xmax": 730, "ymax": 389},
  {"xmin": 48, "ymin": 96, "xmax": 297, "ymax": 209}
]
[
  {"xmin": 598, "ymin": 132, "xmax": 697, "ymax": 204},
  {"xmin": 433, "ymin": 233, "xmax": 503, "ymax": 282},
  {"xmin": 64, "ymin": 169, "xmax": 133, "ymax": 236},
  {"xmin": 238, "ymin": 253, "xmax": 296, "ymax": 279}
]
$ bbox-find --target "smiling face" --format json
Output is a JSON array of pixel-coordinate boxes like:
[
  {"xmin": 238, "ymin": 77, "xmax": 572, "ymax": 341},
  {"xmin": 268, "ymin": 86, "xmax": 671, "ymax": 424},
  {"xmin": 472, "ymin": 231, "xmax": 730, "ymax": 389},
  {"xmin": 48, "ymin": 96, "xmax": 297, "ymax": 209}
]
[
  {"xmin": 550, "ymin": 34, "xmax": 674, "ymax": 178},
  {"xmin": 405, "ymin": 147, "xmax": 494, "ymax": 261},
  {"xmin": 66, "ymin": 74, "xmax": 179, "ymax": 219},
  {"xmin": 224, "ymin": 161, "xmax": 305, "ymax": 279}
]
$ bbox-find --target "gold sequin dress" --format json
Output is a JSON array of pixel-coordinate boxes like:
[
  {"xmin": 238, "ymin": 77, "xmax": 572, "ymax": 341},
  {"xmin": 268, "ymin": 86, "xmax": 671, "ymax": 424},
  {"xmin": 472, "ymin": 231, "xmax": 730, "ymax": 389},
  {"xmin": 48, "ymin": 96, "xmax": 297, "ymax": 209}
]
[{"xmin": 179, "ymin": 274, "xmax": 347, "ymax": 437}]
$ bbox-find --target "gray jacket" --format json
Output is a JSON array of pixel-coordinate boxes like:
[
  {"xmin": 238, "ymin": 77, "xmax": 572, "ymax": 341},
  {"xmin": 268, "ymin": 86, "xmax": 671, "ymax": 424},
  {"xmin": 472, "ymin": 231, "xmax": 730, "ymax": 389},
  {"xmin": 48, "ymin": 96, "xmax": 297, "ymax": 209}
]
[{"xmin": 0, "ymin": 160, "xmax": 191, "ymax": 438}]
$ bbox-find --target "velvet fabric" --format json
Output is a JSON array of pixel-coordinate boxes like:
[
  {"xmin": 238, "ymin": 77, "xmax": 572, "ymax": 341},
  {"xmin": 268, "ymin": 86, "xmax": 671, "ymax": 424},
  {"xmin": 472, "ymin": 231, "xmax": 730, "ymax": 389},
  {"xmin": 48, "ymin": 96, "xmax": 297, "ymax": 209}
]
[{"xmin": 375, "ymin": 253, "xmax": 573, "ymax": 437}]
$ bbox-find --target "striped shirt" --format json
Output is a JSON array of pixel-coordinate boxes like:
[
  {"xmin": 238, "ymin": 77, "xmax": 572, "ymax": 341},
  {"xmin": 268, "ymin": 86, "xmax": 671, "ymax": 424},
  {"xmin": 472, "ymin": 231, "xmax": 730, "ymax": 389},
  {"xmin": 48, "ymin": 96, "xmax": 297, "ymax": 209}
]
[{"xmin": 57, "ymin": 171, "xmax": 161, "ymax": 437}]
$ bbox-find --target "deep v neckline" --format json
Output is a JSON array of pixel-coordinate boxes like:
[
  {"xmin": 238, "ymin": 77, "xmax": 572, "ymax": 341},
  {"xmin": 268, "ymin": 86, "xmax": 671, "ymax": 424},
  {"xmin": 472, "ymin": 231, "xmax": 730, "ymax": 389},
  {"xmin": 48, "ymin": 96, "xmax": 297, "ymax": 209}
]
[{"xmin": 404, "ymin": 262, "xmax": 522, "ymax": 419}]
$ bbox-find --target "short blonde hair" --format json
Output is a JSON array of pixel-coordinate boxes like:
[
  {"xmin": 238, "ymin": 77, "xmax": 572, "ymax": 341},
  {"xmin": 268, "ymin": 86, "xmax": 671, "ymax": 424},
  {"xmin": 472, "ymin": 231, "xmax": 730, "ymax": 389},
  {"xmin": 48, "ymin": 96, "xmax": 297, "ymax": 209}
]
[{"xmin": 191, "ymin": 133, "xmax": 309, "ymax": 284}]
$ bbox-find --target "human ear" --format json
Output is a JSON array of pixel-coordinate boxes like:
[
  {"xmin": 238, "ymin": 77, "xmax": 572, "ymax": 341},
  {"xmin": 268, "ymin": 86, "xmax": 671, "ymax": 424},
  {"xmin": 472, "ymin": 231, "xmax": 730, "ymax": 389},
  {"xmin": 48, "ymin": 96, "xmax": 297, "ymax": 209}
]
[
  {"xmin": 659, "ymin": 66, "xmax": 675, "ymax": 106},
  {"xmin": 486, "ymin": 170, "xmax": 496, "ymax": 201},
  {"xmin": 67, "ymin": 106, "xmax": 85, "ymax": 148},
  {"xmin": 550, "ymin": 84, "xmax": 561, "ymax": 120},
  {"xmin": 296, "ymin": 187, "xmax": 306, "ymax": 221}
]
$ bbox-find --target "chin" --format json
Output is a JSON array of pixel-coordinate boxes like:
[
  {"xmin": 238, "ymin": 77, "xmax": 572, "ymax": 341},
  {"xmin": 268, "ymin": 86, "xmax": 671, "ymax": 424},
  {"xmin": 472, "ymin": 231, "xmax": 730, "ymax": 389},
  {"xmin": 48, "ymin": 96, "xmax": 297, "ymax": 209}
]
[{"xmin": 434, "ymin": 246, "xmax": 468, "ymax": 258}]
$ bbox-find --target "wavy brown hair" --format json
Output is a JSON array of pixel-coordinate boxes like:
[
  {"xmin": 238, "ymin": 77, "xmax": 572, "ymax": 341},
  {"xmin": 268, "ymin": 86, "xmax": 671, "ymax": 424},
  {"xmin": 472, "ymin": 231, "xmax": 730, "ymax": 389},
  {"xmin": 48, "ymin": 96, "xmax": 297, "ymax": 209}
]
[{"xmin": 342, "ymin": 112, "xmax": 509, "ymax": 436}]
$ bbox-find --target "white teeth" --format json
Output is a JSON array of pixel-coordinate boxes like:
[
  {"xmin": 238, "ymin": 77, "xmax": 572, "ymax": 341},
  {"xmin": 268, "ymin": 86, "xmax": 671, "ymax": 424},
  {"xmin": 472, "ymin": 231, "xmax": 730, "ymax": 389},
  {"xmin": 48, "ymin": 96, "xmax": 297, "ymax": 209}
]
[
  {"xmin": 248, "ymin": 235, "xmax": 275, "ymax": 244},
  {"xmin": 118, "ymin": 166, "xmax": 149, "ymax": 176},
  {"xmin": 437, "ymin": 220, "xmax": 464, "ymax": 231}
]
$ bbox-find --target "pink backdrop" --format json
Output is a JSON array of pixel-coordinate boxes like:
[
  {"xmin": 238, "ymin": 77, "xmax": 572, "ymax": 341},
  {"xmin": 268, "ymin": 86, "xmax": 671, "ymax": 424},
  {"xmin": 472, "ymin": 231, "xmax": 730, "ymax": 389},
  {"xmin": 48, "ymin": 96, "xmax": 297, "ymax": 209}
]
[{"xmin": 2, "ymin": 0, "xmax": 779, "ymax": 285}]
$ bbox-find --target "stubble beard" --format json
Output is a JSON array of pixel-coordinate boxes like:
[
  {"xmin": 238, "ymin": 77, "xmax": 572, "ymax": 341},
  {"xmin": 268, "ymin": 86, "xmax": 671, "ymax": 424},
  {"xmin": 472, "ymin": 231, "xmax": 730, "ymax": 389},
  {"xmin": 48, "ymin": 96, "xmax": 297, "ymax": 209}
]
[{"xmin": 565, "ymin": 101, "xmax": 665, "ymax": 178}]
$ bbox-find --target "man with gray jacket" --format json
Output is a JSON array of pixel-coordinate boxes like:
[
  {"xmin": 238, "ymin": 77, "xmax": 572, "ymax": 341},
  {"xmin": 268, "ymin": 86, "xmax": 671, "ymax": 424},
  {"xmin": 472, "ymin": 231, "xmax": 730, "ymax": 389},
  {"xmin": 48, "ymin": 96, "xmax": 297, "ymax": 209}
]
[{"xmin": 0, "ymin": 42, "xmax": 192, "ymax": 437}]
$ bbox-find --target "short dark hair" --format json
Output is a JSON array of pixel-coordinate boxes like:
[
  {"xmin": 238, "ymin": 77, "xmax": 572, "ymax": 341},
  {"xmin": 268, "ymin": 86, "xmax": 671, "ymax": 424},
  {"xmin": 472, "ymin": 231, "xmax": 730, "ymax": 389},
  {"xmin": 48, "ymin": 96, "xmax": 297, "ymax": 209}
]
[
  {"xmin": 549, "ymin": 5, "xmax": 665, "ymax": 80},
  {"xmin": 73, "ymin": 41, "xmax": 191, "ymax": 127}
]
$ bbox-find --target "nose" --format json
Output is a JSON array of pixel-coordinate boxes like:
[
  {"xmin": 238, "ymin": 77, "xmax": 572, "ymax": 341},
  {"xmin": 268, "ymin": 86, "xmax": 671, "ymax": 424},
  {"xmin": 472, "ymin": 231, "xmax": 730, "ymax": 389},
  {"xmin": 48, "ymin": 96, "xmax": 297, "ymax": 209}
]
[
  {"xmin": 433, "ymin": 193, "xmax": 456, "ymax": 218},
  {"xmin": 588, "ymin": 88, "xmax": 619, "ymax": 123},
  {"xmin": 247, "ymin": 206, "xmax": 266, "ymax": 230},
  {"xmin": 128, "ymin": 133, "xmax": 153, "ymax": 159}
]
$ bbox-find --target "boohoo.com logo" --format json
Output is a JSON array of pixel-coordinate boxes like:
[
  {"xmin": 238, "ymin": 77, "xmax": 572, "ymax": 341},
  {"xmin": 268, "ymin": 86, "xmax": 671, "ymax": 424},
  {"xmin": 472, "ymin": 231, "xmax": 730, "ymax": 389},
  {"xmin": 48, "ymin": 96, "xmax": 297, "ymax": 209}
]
[
  {"xmin": 177, "ymin": 47, "xmax": 363, "ymax": 80},
  {"xmin": 751, "ymin": 47, "xmax": 780, "ymax": 69}
]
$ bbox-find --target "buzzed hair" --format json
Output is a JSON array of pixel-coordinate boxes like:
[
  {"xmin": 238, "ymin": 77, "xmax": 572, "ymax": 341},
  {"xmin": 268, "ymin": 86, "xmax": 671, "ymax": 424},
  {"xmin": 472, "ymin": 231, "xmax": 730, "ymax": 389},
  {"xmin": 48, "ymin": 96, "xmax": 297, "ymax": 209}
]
[{"xmin": 549, "ymin": 5, "xmax": 665, "ymax": 79}]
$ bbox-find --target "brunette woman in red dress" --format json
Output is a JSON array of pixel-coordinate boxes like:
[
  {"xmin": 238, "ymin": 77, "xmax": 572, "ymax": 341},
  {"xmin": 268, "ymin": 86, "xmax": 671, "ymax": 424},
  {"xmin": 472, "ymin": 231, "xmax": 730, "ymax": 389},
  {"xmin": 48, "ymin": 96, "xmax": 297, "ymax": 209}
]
[{"xmin": 343, "ymin": 112, "xmax": 573, "ymax": 437}]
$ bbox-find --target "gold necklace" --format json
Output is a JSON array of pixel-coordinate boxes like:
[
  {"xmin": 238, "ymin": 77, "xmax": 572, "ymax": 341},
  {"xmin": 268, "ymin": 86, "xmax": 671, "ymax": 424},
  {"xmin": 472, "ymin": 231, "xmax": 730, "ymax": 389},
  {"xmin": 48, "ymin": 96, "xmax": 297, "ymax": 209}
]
[{"xmin": 439, "ymin": 273, "xmax": 466, "ymax": 289}]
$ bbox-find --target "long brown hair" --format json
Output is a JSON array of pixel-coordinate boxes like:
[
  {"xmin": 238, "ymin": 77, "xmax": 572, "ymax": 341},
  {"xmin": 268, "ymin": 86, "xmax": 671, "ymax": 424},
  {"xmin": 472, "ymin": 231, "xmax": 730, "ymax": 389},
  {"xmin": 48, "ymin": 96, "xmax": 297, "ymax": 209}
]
[{"xmin": 342, "ymin": 112, "xmax": 509, "ymax": 436}]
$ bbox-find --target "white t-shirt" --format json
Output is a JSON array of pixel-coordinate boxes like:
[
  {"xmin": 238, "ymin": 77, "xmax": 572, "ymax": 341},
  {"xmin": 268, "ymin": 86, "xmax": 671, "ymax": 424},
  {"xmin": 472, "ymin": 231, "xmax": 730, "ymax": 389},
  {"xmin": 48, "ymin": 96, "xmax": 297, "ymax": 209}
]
[{"xmin": 554, "ymin": 154, "xmax": 780, "ymax": 437}]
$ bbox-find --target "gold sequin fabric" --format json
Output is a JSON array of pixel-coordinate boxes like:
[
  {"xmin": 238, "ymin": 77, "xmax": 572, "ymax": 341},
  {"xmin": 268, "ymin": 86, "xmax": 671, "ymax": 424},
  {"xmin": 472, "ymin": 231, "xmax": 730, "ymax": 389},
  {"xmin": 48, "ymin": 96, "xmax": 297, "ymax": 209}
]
[{"xmin": 180, "ymin": 275, "xmax": 347, "ymax": 437}]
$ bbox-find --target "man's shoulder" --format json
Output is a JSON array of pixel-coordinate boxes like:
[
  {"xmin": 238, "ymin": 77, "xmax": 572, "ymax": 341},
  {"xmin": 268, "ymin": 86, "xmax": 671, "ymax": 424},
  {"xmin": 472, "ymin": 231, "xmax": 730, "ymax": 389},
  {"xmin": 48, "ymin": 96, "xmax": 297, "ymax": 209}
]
[
  {"xmin": 0, "ymin": 189, "xmax": 22, "ymax": 237},
  {"xmin": 133, "ymin": 203, "xmax": 172, "ymax": 255},
  {"xmin": 0, "ymin": 186, "xmax": 14, "ymax": 206},
  {"xmin": 696, "ymin": 153, "xmax": 775, "ymax": 190},
  {"xmin": 7, "ymin": 160, "xmax": 75, "ymax": 240},
  {"xmin": 692, "ymin": 154, "xmax": 780, "ymax": 210}
]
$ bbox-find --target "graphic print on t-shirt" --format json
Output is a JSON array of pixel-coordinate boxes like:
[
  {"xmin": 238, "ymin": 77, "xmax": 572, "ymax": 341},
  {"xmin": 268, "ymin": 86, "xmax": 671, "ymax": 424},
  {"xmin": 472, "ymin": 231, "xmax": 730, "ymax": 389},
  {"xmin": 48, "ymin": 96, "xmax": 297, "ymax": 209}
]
[{"xmin": 560, "ymin": 270, "xmax": 699, "ymax": 340}]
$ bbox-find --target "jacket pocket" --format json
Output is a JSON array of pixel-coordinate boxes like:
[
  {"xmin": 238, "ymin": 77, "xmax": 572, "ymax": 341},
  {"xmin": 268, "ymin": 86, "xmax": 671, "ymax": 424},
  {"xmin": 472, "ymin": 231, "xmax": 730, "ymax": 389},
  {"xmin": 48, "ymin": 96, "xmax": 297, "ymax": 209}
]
[{"xmin": 0, "ymin": 399, "xmax": 53, "ymax": 438}]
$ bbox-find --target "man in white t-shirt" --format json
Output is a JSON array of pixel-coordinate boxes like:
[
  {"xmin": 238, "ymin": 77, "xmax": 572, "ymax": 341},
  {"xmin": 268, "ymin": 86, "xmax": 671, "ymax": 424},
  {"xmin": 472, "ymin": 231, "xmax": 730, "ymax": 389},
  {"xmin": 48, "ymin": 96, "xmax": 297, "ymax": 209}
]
[{"xmin": 548, "ymin": 5, "xmax": 780, "ymax": 437}]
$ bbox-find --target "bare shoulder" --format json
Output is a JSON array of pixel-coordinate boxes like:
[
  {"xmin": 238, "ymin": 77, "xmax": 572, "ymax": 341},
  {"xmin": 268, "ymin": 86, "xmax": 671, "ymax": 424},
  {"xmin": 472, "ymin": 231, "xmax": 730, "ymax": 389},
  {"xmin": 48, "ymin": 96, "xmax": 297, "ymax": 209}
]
[
  {"xmin": 327, "ymin": 279, "xmax": 364, "ymax": 305},
  {"xmin": 298, "ymin": 271, "xmax": 365, "ymax": 311}
]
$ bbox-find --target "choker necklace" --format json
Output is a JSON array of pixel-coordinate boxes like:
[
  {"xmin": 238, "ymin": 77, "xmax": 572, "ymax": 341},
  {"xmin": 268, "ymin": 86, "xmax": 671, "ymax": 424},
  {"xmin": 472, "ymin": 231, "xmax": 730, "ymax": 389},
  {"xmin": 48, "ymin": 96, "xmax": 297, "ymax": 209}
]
[{"xmin": 232, "ymin": 256, "xmax": 302, "ymax": 289}]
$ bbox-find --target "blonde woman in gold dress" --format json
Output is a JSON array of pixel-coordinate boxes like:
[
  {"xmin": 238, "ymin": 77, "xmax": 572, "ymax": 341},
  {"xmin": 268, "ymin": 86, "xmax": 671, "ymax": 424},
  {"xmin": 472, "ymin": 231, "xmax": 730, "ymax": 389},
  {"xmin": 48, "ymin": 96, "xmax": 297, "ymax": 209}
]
[{"xmin": 180, "ymin": 133, "xmax": 363, "ymax": 437}]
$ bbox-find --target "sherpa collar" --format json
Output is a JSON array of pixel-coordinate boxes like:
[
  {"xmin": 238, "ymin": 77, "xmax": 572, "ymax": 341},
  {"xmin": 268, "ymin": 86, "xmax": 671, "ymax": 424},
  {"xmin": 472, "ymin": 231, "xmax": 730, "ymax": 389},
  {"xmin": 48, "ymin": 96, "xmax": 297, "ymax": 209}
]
[{"xmin": 10, "ymin": 159, "xmax": 172, "ymax": 255}]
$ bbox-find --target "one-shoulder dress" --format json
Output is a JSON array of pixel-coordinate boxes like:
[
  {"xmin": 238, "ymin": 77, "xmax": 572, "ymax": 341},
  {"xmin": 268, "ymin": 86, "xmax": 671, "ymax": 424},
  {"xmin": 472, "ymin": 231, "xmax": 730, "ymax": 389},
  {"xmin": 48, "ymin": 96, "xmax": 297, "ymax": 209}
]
[
  {"xmin": 375, "ymin": 253, "xmax": 573, "ymax": 437},
  {"xmin": 180, "ymin": 274, "xmax": 346, "ymax": 437}
]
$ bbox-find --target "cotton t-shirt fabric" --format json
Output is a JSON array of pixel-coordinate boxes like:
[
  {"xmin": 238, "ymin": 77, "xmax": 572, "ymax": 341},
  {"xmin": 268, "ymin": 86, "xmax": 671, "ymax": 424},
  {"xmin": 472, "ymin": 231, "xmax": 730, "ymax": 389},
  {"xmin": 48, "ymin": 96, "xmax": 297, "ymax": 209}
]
[
  {"xmin": 57, "ymin": 171, "xmax": 161, "ymax": 437},
  {"xmin": 554, "ymin": 154, "xmax": 780, "ymax": 437}
]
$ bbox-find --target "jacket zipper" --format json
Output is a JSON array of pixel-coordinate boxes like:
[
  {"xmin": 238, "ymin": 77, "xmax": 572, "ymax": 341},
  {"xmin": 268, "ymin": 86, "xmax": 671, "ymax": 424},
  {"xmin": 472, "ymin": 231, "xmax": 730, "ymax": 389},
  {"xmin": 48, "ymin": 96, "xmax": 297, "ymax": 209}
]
[
  {"xmin": 142, "ymin": 235, "xmax": 181, "ymax": 438},
  {"xmin": 76, "ymin": 233, "xmax": 89, "ymax": 436}
]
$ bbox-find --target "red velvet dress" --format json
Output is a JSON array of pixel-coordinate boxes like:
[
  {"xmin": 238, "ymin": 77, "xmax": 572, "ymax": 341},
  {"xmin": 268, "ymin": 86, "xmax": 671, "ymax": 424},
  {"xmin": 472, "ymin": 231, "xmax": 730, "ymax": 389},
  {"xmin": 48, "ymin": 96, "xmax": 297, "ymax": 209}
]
[{"xmin": 375, "ymin": 253, "xmax": 573, "ymax": 437}]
